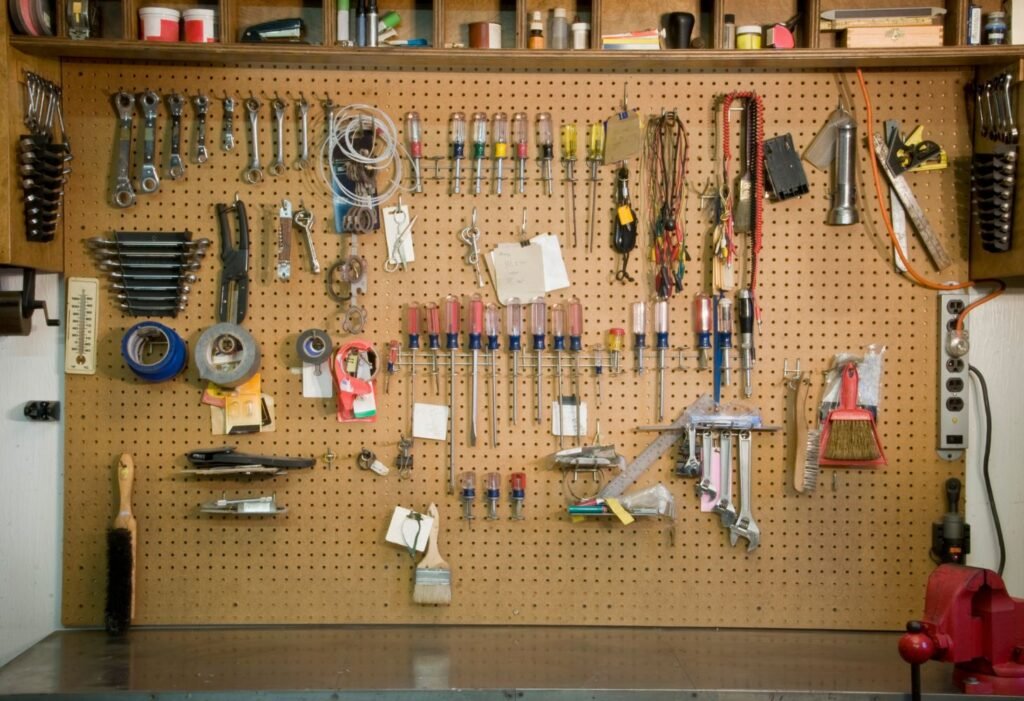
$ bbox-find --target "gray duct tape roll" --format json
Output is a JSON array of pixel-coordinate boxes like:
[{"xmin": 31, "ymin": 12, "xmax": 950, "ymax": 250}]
[
  {"xmin": 194, "ymin": 322, "xmax": 261, "ymax": 388},
  {"xmin": 296, "ymin": 328, "xmax": 333, "ymax": 365}
]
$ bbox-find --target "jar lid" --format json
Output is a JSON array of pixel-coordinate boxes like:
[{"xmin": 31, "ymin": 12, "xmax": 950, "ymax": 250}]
[
  {"xmin": 571, "ymin": 21, "xmax": 589, "ymax": 30},
  {"xmin": 987, "ymin": 11, "xmax": 1006, "ymax": 18},
  {"xmin": 553, "ymin": 8, "xmax": 567, "ymax": 18},
  {"xmin": 737, "ymin": 25, "xmax": 762, "ymax": 34},
  {"xmin": 530, "ymin": 10, "xmax": 542, "ymax": 21},
  {"xmin": 530, "ymin": 21, "xmax": 543, "ymax": 30}
]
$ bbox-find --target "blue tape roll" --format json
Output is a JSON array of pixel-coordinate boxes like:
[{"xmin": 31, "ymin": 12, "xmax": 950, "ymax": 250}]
[{"xmin": 121, "ymin": 321, "xmax": 188, "ymax": 382}]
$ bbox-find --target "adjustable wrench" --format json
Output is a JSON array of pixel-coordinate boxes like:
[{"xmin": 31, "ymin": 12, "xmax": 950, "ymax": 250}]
[
  {"xmin": 136, "ymin": 90, "xmax": 160, "ymax": 194},
  {"xmin": 192, "ymin": 93, "xmax": 210, "ymax": 164},
  {"xmin": 293, "ymin": 204, "xmax": 321, "ymax": 273},
  {"xmin": 221, "ymin": 96, "xmax": 236, "ymax": 151},
  {"xmin": 678, "ymin": 424, "xmax": 700, "ymax": 478},
  {"xmin": 729, "ymin": 430, "xmax": 760, "ymax": 552},
  {"xmin": 243, "ymin": 97, "xmax": 264, "ymax": 184},
  {"xmin": 712, "ymin": 431, "xmax": 737, "ymax": 527},
  {"xmin": 293, "ymin": 95, "xmax": 310, "ymax": 170},
  {"xmin": 165, "ymin": 93, "xmax": 186, "ymax": 180},
  {"xmin": 269, "ymin": 96, "xmax": 287, "ymax": 176},
  {"xmin": 695, "ymin": 430, "xmax": 717, "ymax": 500}
]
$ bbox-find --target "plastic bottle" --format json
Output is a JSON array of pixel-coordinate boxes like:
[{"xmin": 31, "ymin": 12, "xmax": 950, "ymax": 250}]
[
  {"xmin": 549, "ymin": 8, "xmax": 568, "ymax": 49},
  {"xmin": 528, "ymin": 11, "xmax": 544, "ymax": 49},
  {"xmin": 571, "ymin": 17, "xmax": 589, "ymax": 49},
  {"xmin": 722, "ymin": 13, "xmax": 736, "ymax": 49}
]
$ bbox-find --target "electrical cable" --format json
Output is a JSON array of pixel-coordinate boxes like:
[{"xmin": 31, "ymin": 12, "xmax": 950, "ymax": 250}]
[
  {"xmin": 968, "ymin": 364, "xmax": 1005, "ymax": 576},
  {"xmin": 643, "ymin": 111, "xmax": 688, "ymax": 298},
  {"xmin": 855, "ymin": 69, "xmax": 1006, "ymax": 331}
]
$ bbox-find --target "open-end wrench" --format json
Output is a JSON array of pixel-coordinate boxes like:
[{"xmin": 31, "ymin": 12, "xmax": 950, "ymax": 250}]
[
  {"xmin": 695, "ymin": 430, "xmax": 717, "ymax": 500},
  {"xmin": 269, "ymin": 96, "xmax": 287, "ymax": 176},
  {"xmin": 243, "ymin": 97, "xmax": 264, "ymax": 184},
  {"xmin": 713, "ymin": 431, "xmax": 738, "ymax": 527},
  {"xmin": 293, "ymin": 204, "xmax": 321, "ymax": 273},
  {"xmin": 729, "ymin": 430, "xmax": 760, "ymax": 552},
  {"xmin": 293, "ymin": 95, "xmax": 310, "ymax": 170},
  {"xmin": 221, "ymin": 96, "xmax": 236, "ymax": 151},
  {"xmin": 137, "ymin": 91, "xmax": 160, "ymax": 194},
  {"xmin": 166, "ymin": 93, "xmax": 186, "ymax": 180},
  {"xmin": 192, "ymin": 93, "xmax": 210, "ymax": 164}
]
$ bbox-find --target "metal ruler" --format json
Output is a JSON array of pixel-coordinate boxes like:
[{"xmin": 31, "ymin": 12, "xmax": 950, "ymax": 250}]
[
  {"xmin": 64, "ymin": 277, "xmax": 99, "ymax": 375},
  {"xmin": 884, "ymin": 121, "xmax": 908, "ymax": 273},
  {"xmin": 599, "ymin": 410, "xmax": 689, "ymax": 498}
]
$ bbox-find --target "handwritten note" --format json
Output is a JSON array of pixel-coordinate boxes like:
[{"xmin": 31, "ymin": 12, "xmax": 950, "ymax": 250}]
[
  {"xmin": 413, "ymin": 402, "xmax": 449, "ymax": 441},
  {"xmin": 486, "ymin": 243, "xmax": 547, "ymax": 305}
]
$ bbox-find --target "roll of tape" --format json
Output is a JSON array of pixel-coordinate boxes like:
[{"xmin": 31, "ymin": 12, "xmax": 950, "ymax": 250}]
[
  {"xmin": 194, "ymin": 322, "xmax": 261, "ymax": 388},
  {"xmin": 121, "ymin": 321, "xmax": 188, "ymax": 382},
  {"xmin": 296, "ymin": 329, "xmax": 333, "ymax": 365}
]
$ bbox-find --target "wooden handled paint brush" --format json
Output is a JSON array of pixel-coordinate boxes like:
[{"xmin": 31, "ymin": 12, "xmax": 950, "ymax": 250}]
[
  {"xmin": 105, "ymin": 453, "xmax": 136, "ymax": 634},
  {"xmin": 413, "ymin": 503, "xmax": 451, "ymax": 605},
  {"xmin": 819, "ymin": 363, "xmax": 887, "ymax": 467}
]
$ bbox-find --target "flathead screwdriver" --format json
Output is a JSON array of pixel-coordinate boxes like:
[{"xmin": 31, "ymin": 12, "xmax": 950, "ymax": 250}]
[
  {"xmin": 586, "ymin": 122, "xmax": 605, "ymax": 252},
  {"xmin": 444, "ymin": 295, "xmax": 461, "ymax": 493},
  {"xmin": 654, "ymin": 299, "xmax": 669, "ymax": 422},
  {"xmin": 530, "ymin": 296, "xmax": 547, "ymax": 424},
  {"xmin": 507, "ymin": 298, "xmax": 523, "ymax": 424},
  {"xmin": 449, "ymin": 111, "xmax": 466, "ymax": 195},
  {"xmin": 694, "ymin": 292, "xmax": 713, "ymax": 371},
  {"xmin": 537, "ymin": 113, "xmax": 554, "ymax": 196},
  {"xmin": 468, "ymin": 293, "xmax": 483, "ymax": 447},
  {"xmin": 512, "ymin": 112, "xmax": 529, "ymax": 194},
  {"xmin": 485, "ymin": 302, "xmax": 500, "ymax": 446},
  {"xmin": 471, "ymin": 111, "xmax": 488, "ymax": 195},
  {"xmin": 426, "ymin": 301, "xmax": 441, "ymax": 394},
  {"xmin": 493, "ymin": 112, "xmax": 509, "ymax": 195},
  {"xmin": 561, "ymin": 123, "xmax": 579, "ymax": 246},
  {"xmin": 738, "ymin": 288, "xmax": 755, "ymax": 398},
  {"xmin": 406, "ymin": 302, "xmax": 420, "ymax": 432},
  {"xmin": 568, "ymin": 296, "xmax": 583, "ymax": 444},
  {"xmin": 405, "ymin": 111, "xmax": 423, "ymax": 193},
  {"xmin": 632, "ymin": 300, "xmax": 647, "ymax": 375},
  {"xmin": 552, "ymin": 302, "xmax": 566, "ymax": 447}
]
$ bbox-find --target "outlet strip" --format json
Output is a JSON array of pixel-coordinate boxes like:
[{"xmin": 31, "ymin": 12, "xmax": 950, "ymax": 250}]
[{"xmin": 938, "ymin": 291, "xmax": 969, "ymax": 461}]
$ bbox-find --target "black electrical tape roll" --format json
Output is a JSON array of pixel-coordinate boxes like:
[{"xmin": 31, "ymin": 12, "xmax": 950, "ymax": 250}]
[
  {"xmin": 121, "ymin": 321, "xmax": 188, "ymax": 382},
  {"xmin": 296, "ymin": 329, "xmax": 333, "ymax": 365},
  {"xmin": 194, "ymin": 322, "xmax": 261, "ymax": 388}
]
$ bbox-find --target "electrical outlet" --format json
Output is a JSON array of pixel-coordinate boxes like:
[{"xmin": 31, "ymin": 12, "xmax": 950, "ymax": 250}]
[{"xmin": 938, "ymin": 291, "xmax": 969, "ymax": 461}]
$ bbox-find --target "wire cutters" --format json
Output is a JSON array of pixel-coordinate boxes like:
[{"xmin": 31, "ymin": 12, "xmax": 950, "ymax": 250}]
[{"xmin": 216, "ymin": 194, "xmax": 250, "ymax": 324}]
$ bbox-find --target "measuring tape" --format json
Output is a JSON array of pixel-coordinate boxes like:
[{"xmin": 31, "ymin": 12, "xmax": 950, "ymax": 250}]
[
  {"xmin": 121, "ymin": 321, "xmax": 188, "ymax": 382},
  {"xmin": 194, "ymin": 322, "xmax": 261, "ymax": 388}
]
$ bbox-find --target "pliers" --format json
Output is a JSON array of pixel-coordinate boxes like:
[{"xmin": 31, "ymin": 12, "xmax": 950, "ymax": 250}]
[{"xmin": 216, "ymin": 194, "xmax": 250, "ymax": 324}]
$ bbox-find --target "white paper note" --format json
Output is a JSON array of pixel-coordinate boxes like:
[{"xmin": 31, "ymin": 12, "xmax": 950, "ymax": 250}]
[
  {"xmin": 486, "ymin": 243, "xmax": 547, "ymax": 305},
  {"xmin": 552, "ymin": 401, "xmax": 587, "ymax": 437},
  {"xmin": 413, "ymin": 402, "xmax": 449, "ymax": 441},
  {"xmin": 531, "ymin": 233, "xmax": 571, "ymax": 292},
  {"xmin": 302, "ymin": 362, "xmax": 334, "ymax": 398},
  {"xmin": 383, "ymin": 204, "xmax": 415, "ymax": 268}
]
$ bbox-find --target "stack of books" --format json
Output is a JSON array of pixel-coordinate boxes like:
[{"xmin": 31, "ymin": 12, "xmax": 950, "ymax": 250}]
[
  {"xmin": 822, "ymin": 7, "xmax": 946, "ymax": 48},
  {"xmin": 601, "ymin": 29, "xmax": 660, "ymax": 50}
]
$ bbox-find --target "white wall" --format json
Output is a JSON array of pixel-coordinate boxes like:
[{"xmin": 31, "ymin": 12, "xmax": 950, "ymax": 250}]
[
  {"xmin": 0, "ymin": 271, "xmax": 63, "ymax": 666},
  {"xmin": 966, "ymin": 286, "xmax": 1024, "ymax": 595}
]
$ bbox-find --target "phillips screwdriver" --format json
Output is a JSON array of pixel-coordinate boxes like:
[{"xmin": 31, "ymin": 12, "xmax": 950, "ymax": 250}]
[
  {"xmin": 586, "ymin": 121, "xmax": 605, "ymax": 252},
  {"xmin": 607, "ymin": 327, "xmax": 625, "ymax": 374},
  {"xmin": 537, "ymin": 112, "xmax": 554, "ymax": 196},
  {"xmin": 654, "ymin": 299, "xmax": 669, "ymax": 421},
  {"xmin": 405, "ymin": 111, "xmax": 423, "ymax": 193},
  {"xmin": 485, "ymin": 302, "xmax": 500, "ymax": 446},
  {"xmin": 552, "ymin": 302, "xmax": 566, "ymax": 447},
  {"xmin": 507, "ymin": 298, "xmax": 523, "ymax": 424},
  {"xmin": 468, "ymin": 293, "xmax": 483, "ymax": 447},
  {"xmin": 717, "ymin": 295, "xmax": 734, "ymax": 387},
  {"xmin": 492, "ymin": 112, "xmax": 509, "ymax": 195},
  {"xmin": 561, "ymin": 123, "xmax": 579, "ymax": 246},
  {"xmin": 485, "ymin": 472, "xmax": 501, "ymax": 520},
  {"xmin": 694, "ymin": 292, "xmax": 713, "ymax": 371},
  {"xmin": 449, "ymin": 111, "xmax": 466, "ymax": 195},
  {"xmin": 406, "ymin": 303, "xmax": 420, "ymax": 429},
  {"xmin": 568, "ymin": 296, "xmax": 583, "ymax": 445},
  {"xmin": 460, "ymin": 471, "xmax": 476, "ymax": 527},
  {"xmin": 470, "ymin": 111, "xmax": 488, "ymax": 195},
  {"xmin": 512, "ymin": 112, "xmax": 529, "ymax": 195},
  {"xmin": 385, "ymin": 340, "xmax": 399, "ymax": 393},
  {"xmin": 444, "ymin": 294, "xmax": 461, "ymax": 494},
  {"xmin": 632, "ymin": 300, "xmax": 647, "ymax": 375},
  {"xmin": 510, "ymin": 472, "xmax": 527, "ymax": 520},
  {"xmin": 426, "ymin": 301, "xmax": 441, "ymax": 394},
  {"xmin": 530, "ymin": 296, "xmax": 547, "ymax": 424},
  {"xmin": 738, "ymin": 288, "xmax": 755, "ymax": 398}
]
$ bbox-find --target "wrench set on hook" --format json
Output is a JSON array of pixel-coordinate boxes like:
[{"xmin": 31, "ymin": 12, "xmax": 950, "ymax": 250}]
[{"xmin": 20, "ymin": 72, "xmax": 71, "ymax": 242}]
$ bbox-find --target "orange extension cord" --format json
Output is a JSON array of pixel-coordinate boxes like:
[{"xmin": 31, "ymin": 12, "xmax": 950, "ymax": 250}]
[{"xmin": 855, "ymin": 68, "xmax": 1005, "ymax": 331}]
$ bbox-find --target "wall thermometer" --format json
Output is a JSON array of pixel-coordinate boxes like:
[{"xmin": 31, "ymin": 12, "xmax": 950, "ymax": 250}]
[{"xmin": 64, "ymin": 277, "xmax": 99, "ymax": 375}]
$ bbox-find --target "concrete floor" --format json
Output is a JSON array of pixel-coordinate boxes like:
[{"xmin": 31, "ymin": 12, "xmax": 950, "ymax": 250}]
[{"xmin": 0, "ymin": 626, "xmax": 964, "ymax": 699}]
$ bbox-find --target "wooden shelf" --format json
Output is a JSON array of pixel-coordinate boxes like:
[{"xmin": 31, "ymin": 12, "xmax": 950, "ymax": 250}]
[{"xmin": 11, "ymin": 36, "xmax": 1024, "ymax": 69}]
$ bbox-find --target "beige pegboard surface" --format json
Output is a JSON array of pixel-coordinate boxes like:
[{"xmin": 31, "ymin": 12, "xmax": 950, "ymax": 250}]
[{"xmin": 62, "ymin": 60, "xmax": 969, "ymax": 629}]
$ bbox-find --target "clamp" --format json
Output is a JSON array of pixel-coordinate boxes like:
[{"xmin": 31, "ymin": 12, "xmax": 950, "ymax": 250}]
[{"xmin": 216, "ymin": 194, "xmax": 250, "ymax": 324}]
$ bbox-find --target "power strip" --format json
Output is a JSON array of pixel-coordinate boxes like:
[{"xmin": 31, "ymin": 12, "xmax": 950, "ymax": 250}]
[{"xmin": 938, "ymin": 291, "xmax": 970, "ymax": 461}]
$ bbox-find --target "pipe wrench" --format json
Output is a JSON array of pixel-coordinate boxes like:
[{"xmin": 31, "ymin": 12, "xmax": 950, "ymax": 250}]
[
  {"xmin": 111, "ymin": 91, "xmax": 136, "ymax": 208},
  {"xmin": 136, "ymin": 90, "xmax": 160, "ymax": 194},
  {"xmin": 165, "ymin": 93, "xmax": 186, "ymax": 180}
]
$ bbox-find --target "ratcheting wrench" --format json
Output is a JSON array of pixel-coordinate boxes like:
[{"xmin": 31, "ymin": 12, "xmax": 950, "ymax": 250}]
[
  {"xmin": 269, "ymin": 96, "xmax": 287, "ymax": 176},
  {"xmin": 192, "ymin": 93, "xmax": 210, "ymax": 164},
  {"xmin": 165, "ymin": 93, "xmax": 186, "ymax": 180},
  {"xmin": 713, "ymin": 431, "xmax": 738, "ymax": 527},
  {"xmin": 730, "ymin": 430, "xmax": 760, "ymax": 552},
  {"xmin": 221, "ymin": 96, "xmax": 236, "ymax": 151},
  {"xmin": 293, "ymin": 95, "xmax": 310, "ymax": 170},
  {"xmin": 696, "ymin": 430, "xmax": 717, "ymax": 501},
  {"xmin": 293, "ymin": 204, "xmax": 321, "ymax": 273},
  {"xmin": 243, "ymin": 97, "xmax": 263, "ymax": 184},
  {"xmin": 137, "ymin": 90, "xmax": 160, "ymax": 194},
  {"xmin": 111, "ymin": 91, "xmax": 136, "ymax": 208}
]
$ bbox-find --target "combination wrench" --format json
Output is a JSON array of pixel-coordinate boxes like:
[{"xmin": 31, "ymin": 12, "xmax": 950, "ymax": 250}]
[
  {"xmin": 243, "ymin": 97, "xmax": 264, "ymax": 184},
  {"xmin": 165, "ymin": 93, "xmax": 186, "ymax": 180},
  {"xmin": 111, "ymin": 91, "xmax": 136, "ymax": 207},
  {"xmin": 192, "ymin": 93, "xmax": 210, "ymax": 164},
  {"xmin": 137, "ymin": 90, "xmax": 160, "ymax": 195},
  {"xmin": 221, "ymin": 96, "xmax": 236, "ymax": 151},
  {"xmin": 712, "ymin": 431, "xmax": 737, "ymax": 527},
  {"xmin": 293, "ymin": 95, "xmax": 310, "ymax": 170},
  {"xmin": 269, "ymin": 96, "xmax": 287, "ymax": 176},
  {"xmin": 729, "ymin": 430, "xmax": 760, "ymax": 552}
]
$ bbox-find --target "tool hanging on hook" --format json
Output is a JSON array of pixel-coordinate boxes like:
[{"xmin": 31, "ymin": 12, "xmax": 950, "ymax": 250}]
[{"xmin": 613, "ymin": 165, "xmax": 638, "ymax": 283}]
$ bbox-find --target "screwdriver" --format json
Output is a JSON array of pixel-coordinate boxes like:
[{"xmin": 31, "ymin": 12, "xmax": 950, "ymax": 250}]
[
  {"xmin": 607, "ymin": 327, "xmax": 625, "ymax": 374},
  {"xmin": 468, "ymin": 293, "xmax": 483, "ymax": 447},
  {"xmin": 492, "ymin": 112, "xmax": 509, "ymax": 195},
  {"xmin": 470, "ymin": 111, "xmax": 488, "ymax": 195},
  {"xmin": 568, "ymin": 296, "xmax": 583, "ymax": 445},
  {"xmin": 586, "ymin": 122, "xmax": 605, "ymax": 252},
  {"xmin": 537, "ymin": 112, "xmax": 554, "ymax": 196},
  {"xmin": 485, "ymin": 302, "xmax": 500, "ymax": 446},
  {"xmin": 507, "ymin": 298, "xmax": 523, "ymax": 425},
  {"xmin": 512, "ymin": 112, "xmax": 529, "ymax": 194},
  {"xmin": 406, "ymin": 303, "xmax": 420, "ymax": 430},
  {"xmin": 444, "ymin": 294, "xmax": 461, "ymax": 493},
  {"xmin": 449, "ymin": 111, "xmax": 466, "ymax": 195},
  {"xmin": 530, "ymin": 296, "xmax": 547, "ymax": 424},
  {"xmin": 693, "ymin": 292, "xmax": 713, "ymax": 371},
  {"xmin": 385, "ymin": 339, "xmax": 399, "ymax": 393},
  {"xmin": 738, "ymin": 288, "xmax": 755, "ymax": 398},
  {"xmin": 485, "ymin": 472, "xmax": 501, "ymax": 520},
  {"xmin": 654, "ymin": 299, "xmax": 669, "ymax": 422},
  {"xmin": 632, "ymin": 300, "xmax": 647, "ymax": 375},
  {"xmin": 510, "ymin": 472, "xmax": 527, "ymax": 520},
  {"xmin": 426, "ymin": 301, "xmax": 441, "ymax": 394},
  {"xmin": 460, "ymin": 471, "xmax": 475, "ymax": 527},
  {"xmin": 593, "ymin": 345, "xmax": 604, "ymax": 408},
  {"xmin": 561, "ymin": 123, "xmax": 579, "ymax": 246},
  {"xmin": 405, "ymin": 111, "xmax": 423, "ymax": 193},
  {"xmin": 552, "ymin": 302, "xmax": 566, "ymax": 447},
  {"xmin": 717, "ymin": 295, "xmax": 733, "ymax": 386}
]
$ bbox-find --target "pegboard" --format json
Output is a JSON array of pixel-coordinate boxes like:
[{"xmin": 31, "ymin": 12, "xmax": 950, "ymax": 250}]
[{"xmin": 61, "ymin": 60, "xmax": 971, "ymax": 630}]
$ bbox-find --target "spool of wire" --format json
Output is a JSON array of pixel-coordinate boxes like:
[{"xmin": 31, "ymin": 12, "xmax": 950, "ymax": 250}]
[{"xmin": 121, "ymin": 321, "xmax": 188, "ymax": 382}]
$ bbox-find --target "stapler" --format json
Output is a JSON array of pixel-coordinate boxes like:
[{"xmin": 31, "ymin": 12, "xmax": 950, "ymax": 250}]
[{"xmin": 241, "ymin": 18, "xmax": 306, "ymax": 43}]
